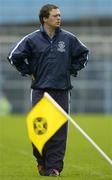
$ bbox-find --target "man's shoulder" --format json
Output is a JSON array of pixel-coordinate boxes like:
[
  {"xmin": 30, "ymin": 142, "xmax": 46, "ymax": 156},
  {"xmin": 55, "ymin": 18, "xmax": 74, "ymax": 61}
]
[
  {"xmin": 61, "ymin": 29, "xmax": 76, "ymax": 39},
  {"xmin": 19, "ymin": 29, "xmax": 41, "ymax": 43},
  {"xmin": 28, "ymin": 29, "xmax": 41, "ymax": 39}
]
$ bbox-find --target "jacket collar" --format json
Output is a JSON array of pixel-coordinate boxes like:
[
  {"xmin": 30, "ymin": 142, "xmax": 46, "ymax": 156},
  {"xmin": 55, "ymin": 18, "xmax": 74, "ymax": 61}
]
[{"xmin": 40, "ymin": 25, "xmax": 61, "ymax": 37}]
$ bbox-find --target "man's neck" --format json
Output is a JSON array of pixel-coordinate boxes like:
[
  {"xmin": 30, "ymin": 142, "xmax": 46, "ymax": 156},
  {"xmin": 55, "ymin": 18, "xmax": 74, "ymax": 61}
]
[{"xmin": 43, "ymin": 24, "xmax": 55, "ymax": 38}]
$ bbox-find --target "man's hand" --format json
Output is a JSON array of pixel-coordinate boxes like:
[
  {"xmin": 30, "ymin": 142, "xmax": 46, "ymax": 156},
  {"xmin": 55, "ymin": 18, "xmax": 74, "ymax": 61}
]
[{"xmin": 31, "ymin": 74, "xmax": 35, "ymax": 80}]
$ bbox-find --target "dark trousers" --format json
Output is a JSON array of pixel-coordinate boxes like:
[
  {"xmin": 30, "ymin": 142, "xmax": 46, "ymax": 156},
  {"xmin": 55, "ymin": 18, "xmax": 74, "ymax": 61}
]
[{"xmin": 31, "ymin": 89, "xmax": 69, "ymax": 172}]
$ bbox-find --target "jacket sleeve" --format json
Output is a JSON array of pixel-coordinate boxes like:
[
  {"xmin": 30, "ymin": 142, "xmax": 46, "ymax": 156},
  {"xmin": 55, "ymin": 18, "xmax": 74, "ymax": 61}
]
[
  {"xmin": 70, "ymin": 36, "xmax": 89, "ymax": 77},
  {"xmin": 7, "ymin": 36, "xmax": 32, "ymax": 76}
]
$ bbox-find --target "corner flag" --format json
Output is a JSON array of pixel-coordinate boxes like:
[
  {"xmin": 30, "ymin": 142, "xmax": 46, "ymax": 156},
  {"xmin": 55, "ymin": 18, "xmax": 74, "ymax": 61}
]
[
  {"xmin": 27, "ymin": 93, "xmax": 68, "ymax": 155},
  {"xmin": 27, "ymin": 92, "xmax": 112, "ymax": 165}
]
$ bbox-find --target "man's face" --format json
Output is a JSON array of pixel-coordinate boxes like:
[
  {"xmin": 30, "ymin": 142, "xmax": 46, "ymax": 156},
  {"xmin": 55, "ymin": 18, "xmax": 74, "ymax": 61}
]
[{"xmin": 43, "ymin": 8, "xmax": 61, "ymax": 28}]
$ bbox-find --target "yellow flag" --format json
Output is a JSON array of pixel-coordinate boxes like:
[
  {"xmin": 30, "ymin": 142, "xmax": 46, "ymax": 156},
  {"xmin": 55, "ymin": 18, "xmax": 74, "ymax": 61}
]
[{"xmin": 27, "ymin": 92, "xmax": 68, "ymax": 155}]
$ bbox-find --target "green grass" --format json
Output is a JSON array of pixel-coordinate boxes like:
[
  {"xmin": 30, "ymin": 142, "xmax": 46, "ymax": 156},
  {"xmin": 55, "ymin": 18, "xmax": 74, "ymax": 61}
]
[{"xmin": 0, "ymin": 114, "xmax": 112, "ymax": 180}]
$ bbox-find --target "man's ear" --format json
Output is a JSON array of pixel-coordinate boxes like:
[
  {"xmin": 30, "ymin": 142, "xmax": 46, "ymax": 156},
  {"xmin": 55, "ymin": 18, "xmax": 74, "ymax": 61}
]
[{"xmin": 43, "ymin": 17, "xmax": 47, "ymax": 23}]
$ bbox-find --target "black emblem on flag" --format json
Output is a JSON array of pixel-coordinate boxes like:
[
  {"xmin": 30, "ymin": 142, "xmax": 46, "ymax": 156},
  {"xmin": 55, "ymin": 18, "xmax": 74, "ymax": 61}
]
[{"xmin": 33, "ymin": 117, "xmax": 47, "ymax": 135}]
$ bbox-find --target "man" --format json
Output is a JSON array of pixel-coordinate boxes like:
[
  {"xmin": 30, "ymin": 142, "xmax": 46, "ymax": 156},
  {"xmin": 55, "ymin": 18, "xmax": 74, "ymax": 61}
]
[{"xmin": 8, "ymin": 4, "xmax": 89, "ymax": 177}]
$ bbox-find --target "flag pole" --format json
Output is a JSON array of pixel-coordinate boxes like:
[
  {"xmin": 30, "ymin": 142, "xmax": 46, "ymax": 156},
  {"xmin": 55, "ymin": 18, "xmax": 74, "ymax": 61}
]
[
  {"xmin": 44, "ymin": 92, "xmax": 112, "ymax": 166},
  {"xmin": 67, "ymin": 115, "xmax": 112, "ymax": 165}
]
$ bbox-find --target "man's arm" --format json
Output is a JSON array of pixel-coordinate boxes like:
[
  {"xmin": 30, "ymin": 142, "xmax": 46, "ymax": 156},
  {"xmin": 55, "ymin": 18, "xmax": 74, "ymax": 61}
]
[
  {"xmin": 7, "ymin": 36, "xmax": 32, "ymax": 76},
  {"xmin": 70, "ymin": 37, "xmax": 89, "ymax": 77}
]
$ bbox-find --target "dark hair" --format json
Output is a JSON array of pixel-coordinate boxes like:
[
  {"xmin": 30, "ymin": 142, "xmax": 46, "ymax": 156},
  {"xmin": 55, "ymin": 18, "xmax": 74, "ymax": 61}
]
[{"xmin": 39, "ymin": 4, "xmax": 59, "ymax": 25}]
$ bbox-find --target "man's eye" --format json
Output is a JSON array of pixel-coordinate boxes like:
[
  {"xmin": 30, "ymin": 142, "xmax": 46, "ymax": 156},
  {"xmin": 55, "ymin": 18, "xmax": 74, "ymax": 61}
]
[{"xmin": 53, "ymin": 14, "xmax": 61, "ymax": 17}]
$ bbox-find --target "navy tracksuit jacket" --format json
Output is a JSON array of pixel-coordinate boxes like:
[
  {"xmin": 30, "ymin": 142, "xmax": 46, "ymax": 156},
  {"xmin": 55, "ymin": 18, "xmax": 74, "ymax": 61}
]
[
  {"xmin": 8, "ymin": 26, "xmax": 89, "ymax": 172},
  {"xmin": 8, "ymin": 26, "xmax": 89, "ymax": 90}
]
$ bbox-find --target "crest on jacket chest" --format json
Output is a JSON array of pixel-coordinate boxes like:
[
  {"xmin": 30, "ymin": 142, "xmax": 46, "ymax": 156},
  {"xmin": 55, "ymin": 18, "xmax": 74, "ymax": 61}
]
[{"xmin": 57, "ymin": 41, "xmax": 65, "ymax": 52}]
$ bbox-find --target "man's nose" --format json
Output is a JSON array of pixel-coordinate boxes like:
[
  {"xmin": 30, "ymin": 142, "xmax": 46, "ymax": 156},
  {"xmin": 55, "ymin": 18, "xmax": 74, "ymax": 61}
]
[{"xmin": 57, "ymin": 15, "xmax": 61, "ymax": 20}]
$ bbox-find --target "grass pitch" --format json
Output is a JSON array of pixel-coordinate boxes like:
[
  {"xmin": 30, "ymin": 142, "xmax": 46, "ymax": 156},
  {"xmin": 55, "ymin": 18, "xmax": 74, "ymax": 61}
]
[{"xmin": 0, "ymin": 114, "xmax": 112, "ymax": 180}]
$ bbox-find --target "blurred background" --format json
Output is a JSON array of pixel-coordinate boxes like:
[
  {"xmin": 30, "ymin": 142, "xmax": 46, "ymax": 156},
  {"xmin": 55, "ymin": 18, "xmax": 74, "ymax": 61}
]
[{"xmin": 0, "ymin": 0, "xmax": 112, "ymax": 114}]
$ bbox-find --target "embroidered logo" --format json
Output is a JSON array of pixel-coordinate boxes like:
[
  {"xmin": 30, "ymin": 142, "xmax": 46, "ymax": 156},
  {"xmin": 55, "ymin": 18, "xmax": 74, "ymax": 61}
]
[
  {"xmin": 33, "ymin": 117, "xmax": 47, "ymax": 135},
  {"xmin": 57, "ymin": 41, "xmax": 65, "ymax": 52}
]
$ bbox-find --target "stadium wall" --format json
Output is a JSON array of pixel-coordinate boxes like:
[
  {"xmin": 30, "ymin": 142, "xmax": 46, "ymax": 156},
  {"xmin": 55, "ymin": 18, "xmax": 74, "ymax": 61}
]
[{"xmin": 1, "ymin": 0, "xmax": 112, "ymax": 113}]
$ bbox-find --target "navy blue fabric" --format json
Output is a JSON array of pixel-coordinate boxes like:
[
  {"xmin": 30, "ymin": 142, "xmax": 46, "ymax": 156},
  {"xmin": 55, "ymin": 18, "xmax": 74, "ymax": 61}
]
[
  {"xmin": 7, "ymin": 26, "xmax": 89, "ymax": 173},
  {"xmin": 7, "ymin": 26, "xmax": 89, "ymax": 172},
  {"xmin": 31, "ymin": 89, "xmax": 69, "ymax": 172},
  {"xmin": 8, "ymin": 26, "xmax": 89, "ymax": 90}
]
